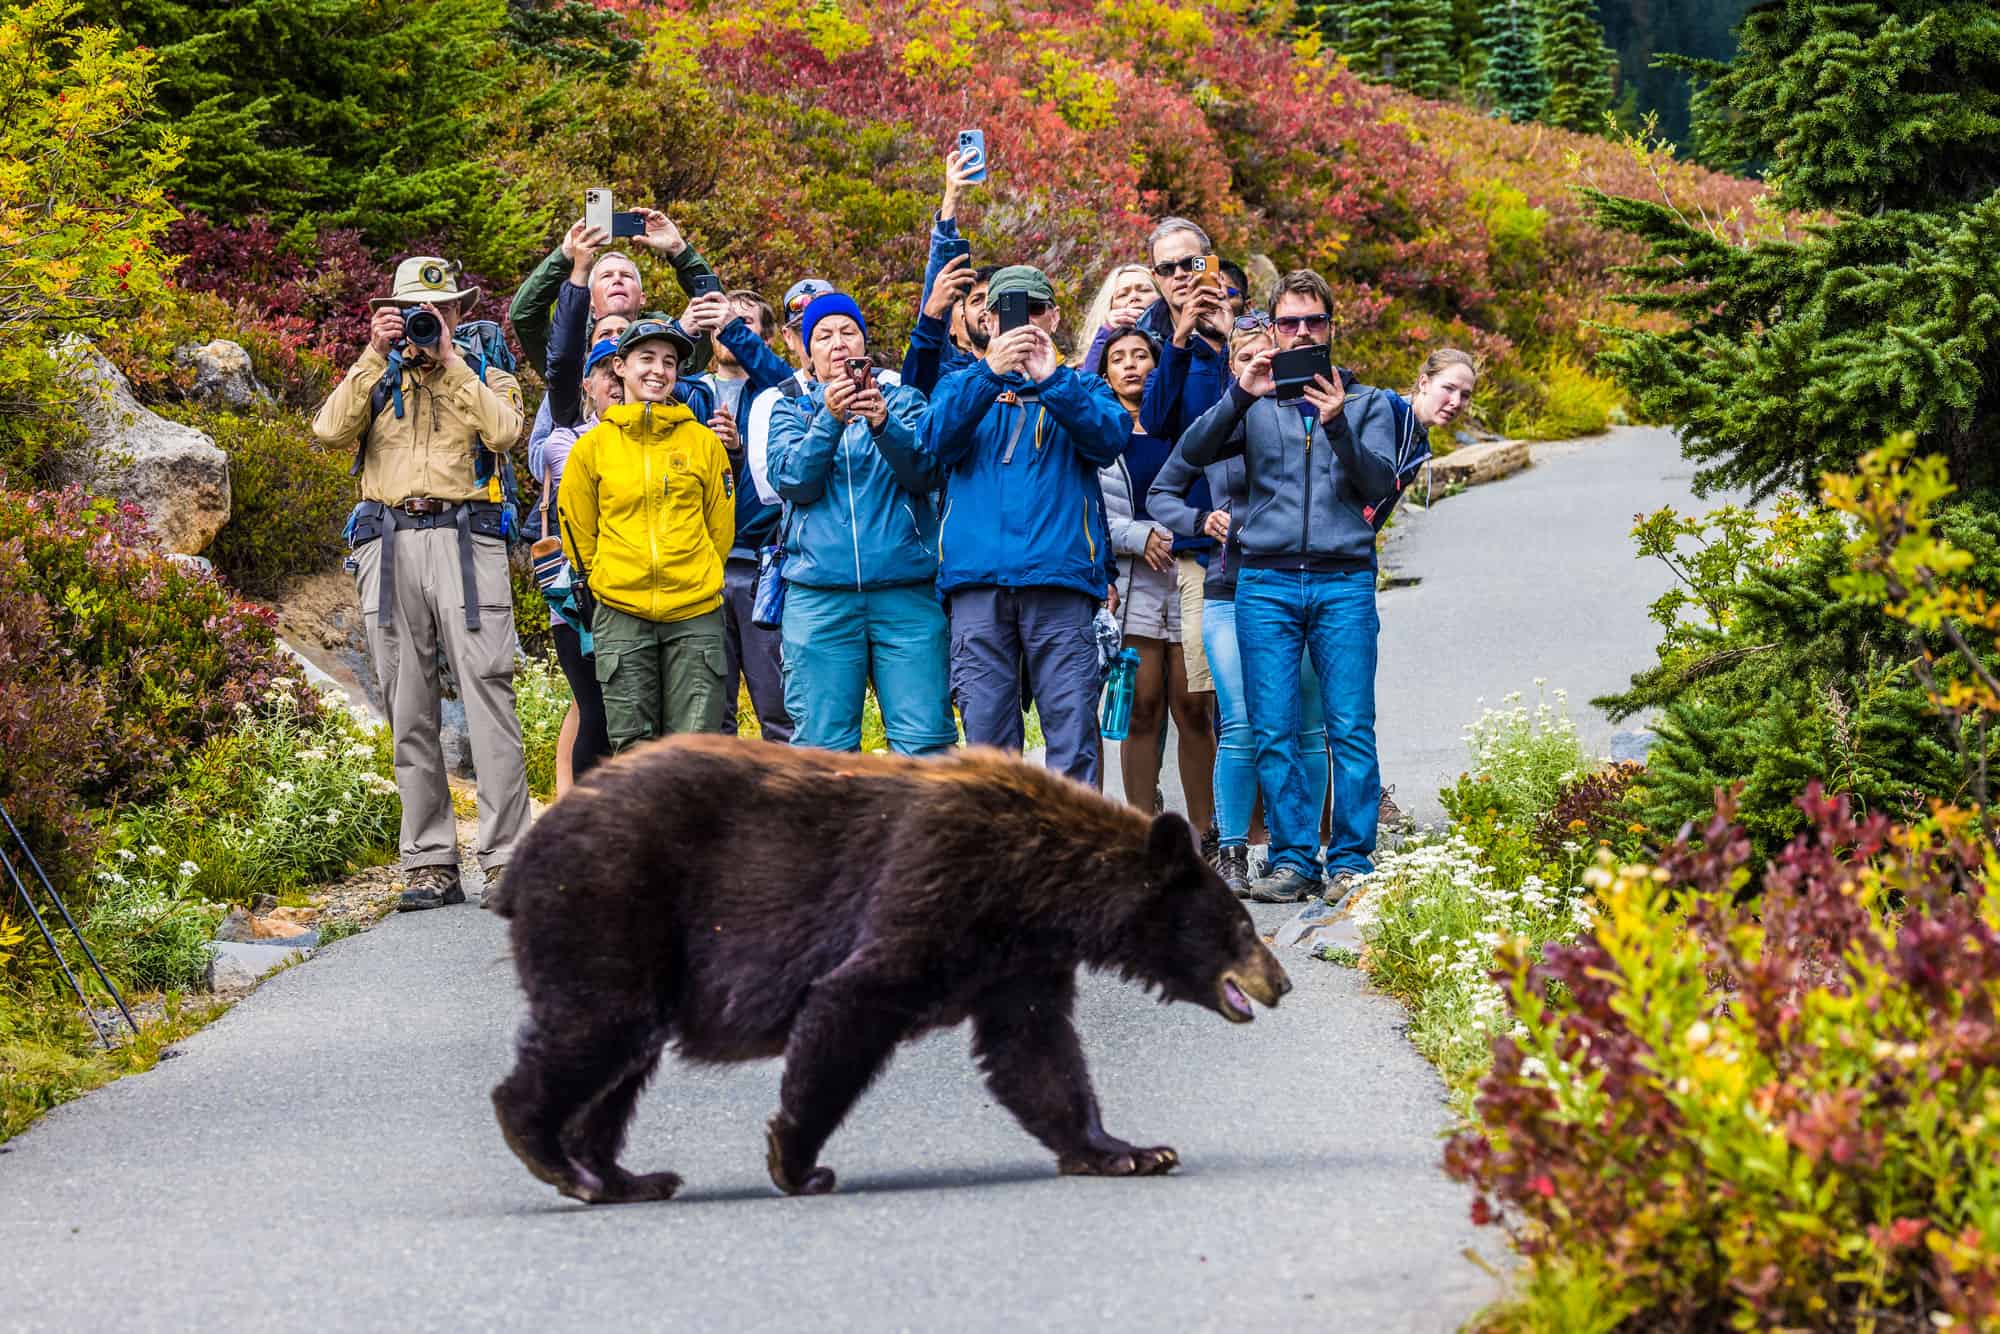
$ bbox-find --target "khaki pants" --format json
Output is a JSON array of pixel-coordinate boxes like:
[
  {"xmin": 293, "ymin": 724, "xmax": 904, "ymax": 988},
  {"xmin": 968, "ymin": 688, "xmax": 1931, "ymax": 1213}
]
[
  {"xmin": 593, "ymin": 604, "xmax": 729, "ymax": 750},
  {"xmin": 349, "ymin": 526, "xmax": 532, "ymax": 875},
  {"xmin": 1177, "ymin": 556, "xmax": 1213, "ymax": 693}
]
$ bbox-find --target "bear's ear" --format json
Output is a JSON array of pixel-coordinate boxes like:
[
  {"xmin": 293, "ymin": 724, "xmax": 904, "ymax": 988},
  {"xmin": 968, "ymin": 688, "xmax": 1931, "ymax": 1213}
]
[{"xmin": 1144, "ymin": 812, "xmax": 1200, "ymax": 882}]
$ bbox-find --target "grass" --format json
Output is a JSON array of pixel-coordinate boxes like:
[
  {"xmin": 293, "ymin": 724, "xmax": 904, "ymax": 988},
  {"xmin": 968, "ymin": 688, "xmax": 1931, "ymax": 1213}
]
[{"xmin": 0, "ymin": 990, "xmax": 232, "ymax": 1143}]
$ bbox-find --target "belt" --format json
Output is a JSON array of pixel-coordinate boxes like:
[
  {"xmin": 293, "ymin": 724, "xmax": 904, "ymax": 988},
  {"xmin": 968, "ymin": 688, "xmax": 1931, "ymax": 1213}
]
[{"xmin": 376, "ymin": 501, "xmax": 485, "ymax": 634}]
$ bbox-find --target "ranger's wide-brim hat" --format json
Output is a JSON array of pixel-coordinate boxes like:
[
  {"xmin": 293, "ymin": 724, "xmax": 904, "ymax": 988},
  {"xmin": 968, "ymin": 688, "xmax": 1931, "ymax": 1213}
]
[{"xmin": 370, "ymin": 256, "xmax": 481, "ymax": 311}]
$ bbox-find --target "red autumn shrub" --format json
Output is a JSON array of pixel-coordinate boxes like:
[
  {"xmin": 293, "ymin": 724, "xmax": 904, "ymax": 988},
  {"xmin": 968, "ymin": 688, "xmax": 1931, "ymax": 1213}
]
[{"xmin": 1446, "ymin": 788, "xmax": 2000, "ymax": 1330}]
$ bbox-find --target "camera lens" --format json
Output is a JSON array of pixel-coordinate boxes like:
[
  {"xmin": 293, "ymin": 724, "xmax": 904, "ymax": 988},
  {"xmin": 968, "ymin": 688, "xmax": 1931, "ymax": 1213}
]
[{"xmin": 404, "ymin": 309, "xmax": 443, "ymax": 347}]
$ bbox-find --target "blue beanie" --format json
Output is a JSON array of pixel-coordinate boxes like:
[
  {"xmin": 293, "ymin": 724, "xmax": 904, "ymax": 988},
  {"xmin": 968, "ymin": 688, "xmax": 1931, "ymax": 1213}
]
[
  {"xmin": 801, "ymin": 292, "xmax": 867, "ymax": 351},
  {"xmin": 584, "ymin": 338, "xmax": 619, "ymax": 375}
]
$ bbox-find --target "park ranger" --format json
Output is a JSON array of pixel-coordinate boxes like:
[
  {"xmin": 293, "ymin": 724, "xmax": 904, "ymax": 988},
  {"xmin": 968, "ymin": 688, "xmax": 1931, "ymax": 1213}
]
[{"xmin": 312, "ymin": 256, "xmax": 531, "ymax": 913}]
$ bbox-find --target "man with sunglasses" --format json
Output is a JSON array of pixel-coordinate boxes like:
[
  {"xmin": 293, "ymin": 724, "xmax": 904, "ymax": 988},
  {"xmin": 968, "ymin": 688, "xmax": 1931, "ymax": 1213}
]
[
  {"xmin": 1178, "ymin": 269, "xmax": 1404, "ymax": 909},
  {"xmin": 1135, "ymin": 217, "xmax": 1235, "ymax": 443},
  {"xmin": 920, "ymin": 265, "xmax": 1130, "ymax": 787}
]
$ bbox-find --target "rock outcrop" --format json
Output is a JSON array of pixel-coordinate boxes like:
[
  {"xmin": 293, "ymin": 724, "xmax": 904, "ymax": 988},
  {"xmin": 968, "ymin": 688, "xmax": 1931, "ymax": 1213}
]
[
  {"xmin": 54, "ymin": 337, "xmax": 232, "ymax": 556},
  {"xmin": 174, "ymin": 339, "xmax": 272, "ymax": 410}
]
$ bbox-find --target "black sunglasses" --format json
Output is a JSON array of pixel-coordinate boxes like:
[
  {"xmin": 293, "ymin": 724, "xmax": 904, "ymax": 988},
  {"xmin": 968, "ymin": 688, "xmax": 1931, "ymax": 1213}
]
[
  {"xmin": 1026, "ymin": 299, "xmax": 1054, "ymax": 317},
  {"xmin": 1151, "ymin": 256, "xmax": 1203, "ymax": 278}
]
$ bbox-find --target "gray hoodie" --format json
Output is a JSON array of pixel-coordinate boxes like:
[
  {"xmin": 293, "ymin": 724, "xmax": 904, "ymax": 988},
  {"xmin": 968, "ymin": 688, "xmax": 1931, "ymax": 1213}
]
[{"xmin": 1178, "ymin": 370, "xmax": 1402, "ymax": 572}]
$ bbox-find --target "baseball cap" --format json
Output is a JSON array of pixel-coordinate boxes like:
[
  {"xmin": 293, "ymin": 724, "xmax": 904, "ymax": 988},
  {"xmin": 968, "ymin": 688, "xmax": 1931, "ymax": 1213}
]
[
  {"xmin": 783, "ymin": 278, "xmax": 835, "ymax": 326},
  {"xmin": 584, "ymin": 338, "xmax": 620, "ymax": 375},
  {"xmin": 614, "ymin": 316, "xmax": 696, "ymax": 360}
]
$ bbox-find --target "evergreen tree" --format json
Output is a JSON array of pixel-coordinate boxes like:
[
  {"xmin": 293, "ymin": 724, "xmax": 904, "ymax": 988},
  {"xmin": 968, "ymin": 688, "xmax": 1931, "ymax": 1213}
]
[
  {"xmin": 1534, "ymin": 0, "xmax": 1613, "ymax": 131},
  {"xmin": 1312, "ymin": 0, "xmax": 1455, "ymax": 98},
  {"xmin": 503, "ymin": 0, "xmax": 640, "ymax": 78},
  {"xmin": 1591, "ymin": 0, "xmax": 2000, "ymax": 496},
  {"xmin": 1477, "ymin": 0, "xmax": 1546, "ymax": 122},
  {"xmin": 80, "ymin": 0, "xmax": 546, "ymax": 269}
]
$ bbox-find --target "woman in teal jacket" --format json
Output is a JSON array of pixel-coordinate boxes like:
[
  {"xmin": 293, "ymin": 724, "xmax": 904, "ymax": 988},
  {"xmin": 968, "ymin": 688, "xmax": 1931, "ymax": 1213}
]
[{"xmin": 766, "ymin": 294, "xmax": 955, "ymax": 755}]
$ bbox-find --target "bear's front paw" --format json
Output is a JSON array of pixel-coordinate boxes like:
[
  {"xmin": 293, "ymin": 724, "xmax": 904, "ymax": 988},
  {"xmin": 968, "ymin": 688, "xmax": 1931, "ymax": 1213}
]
[
  {"xmin": 1057, "ymin": 1144, "xmax": 1180, "ymax": 1178},
  {"xmin": 765, "ymin": 1120, "xmax": 837, "ymax": 1196}
]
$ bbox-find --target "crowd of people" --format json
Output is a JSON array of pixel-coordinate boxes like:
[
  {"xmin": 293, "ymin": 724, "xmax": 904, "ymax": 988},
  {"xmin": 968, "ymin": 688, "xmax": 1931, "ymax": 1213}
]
[{"xmin": 312, "ymin": 150, "xmax": 1479, "ymax": 915}]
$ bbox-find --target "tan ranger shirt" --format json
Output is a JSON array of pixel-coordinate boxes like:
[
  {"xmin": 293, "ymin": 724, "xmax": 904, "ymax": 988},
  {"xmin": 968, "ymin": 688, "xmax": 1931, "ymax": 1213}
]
[{"xmin": 311, "ymin": 347, "xmax": 526, "ymax": 504}]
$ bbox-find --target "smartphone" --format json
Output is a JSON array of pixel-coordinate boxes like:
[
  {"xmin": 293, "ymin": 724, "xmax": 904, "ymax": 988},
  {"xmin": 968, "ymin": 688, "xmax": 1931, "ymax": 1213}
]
[
  {"xmin": 843, "ymin": 357, "xmax": 873, "ymax": 390},
  {"xmin": 1194, "ymin": 253, "xmax": 1224, "ymax": 294},
  {"xmin": 993, "ymin": 289, "xmax": 1030, "ymax": 334},
  {"xmin": 1272, "ymin": 343, "xmax": 1333, "ymax": 401},
  {"xmin": 687, "ymin": 272, "xmax": 724, "ymax": 299},
  {"xmin": 585, "ymin": 188, "xmax": 613, "ymax": 236},
  {"xmin": 611, "ymin": 211, "xmax": 647, "ymax": 238},
  {"xmin": 956, "ymin": 129, "xmax": 988, "ymax": 183},
  {"xmin": 937, "ymin": 235, "xmax": 971, "ymax": 266}
]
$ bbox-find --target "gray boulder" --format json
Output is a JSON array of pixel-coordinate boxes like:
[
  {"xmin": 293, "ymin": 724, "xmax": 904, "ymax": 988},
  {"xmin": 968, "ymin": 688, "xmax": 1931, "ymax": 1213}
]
[
  {"xmin": 205, "ymin": 940, "xmax": 312, "ymax": 992},
  {"xmin": 175, "ymin": 339, "xmax": 272, "ymax": 410},
  {"xmin": 53, "ymin": 337, "xmax": 231, "ymax": 556}
]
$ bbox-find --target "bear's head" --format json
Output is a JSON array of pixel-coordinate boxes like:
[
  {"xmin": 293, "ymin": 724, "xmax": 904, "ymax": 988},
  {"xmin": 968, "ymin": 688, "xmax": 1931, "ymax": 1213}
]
[{"xmin": 1131, "ymin": 814, "xmax": 1291, "ymax": 1023}]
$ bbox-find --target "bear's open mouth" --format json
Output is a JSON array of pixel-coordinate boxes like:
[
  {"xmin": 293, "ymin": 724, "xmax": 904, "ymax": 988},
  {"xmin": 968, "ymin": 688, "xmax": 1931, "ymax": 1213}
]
[{"xmin": 1218, "ymin": 975, "xmax": 1255, "ymax": 1023}]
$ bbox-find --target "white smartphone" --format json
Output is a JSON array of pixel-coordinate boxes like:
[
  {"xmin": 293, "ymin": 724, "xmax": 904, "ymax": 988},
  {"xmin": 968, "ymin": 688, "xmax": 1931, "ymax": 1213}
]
[{"xmin": 585, "ymin": 188, "xmax": 613, "ymax": 237}]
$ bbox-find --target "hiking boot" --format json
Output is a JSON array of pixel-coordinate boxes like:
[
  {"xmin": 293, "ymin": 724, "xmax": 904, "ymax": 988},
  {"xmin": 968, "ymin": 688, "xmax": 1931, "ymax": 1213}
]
[
  {"xmin": 1200, "ymin": 824, "xmax": 1221, "ymax": 868},
  {"xmin": 1378, "ymin": 785, "xmax": 1408, "ymax": 831},
  {"xmin": 1217, "ymin": 846, "xmax": 1252, "ymax": 898},
  {"xmin": 1246, "ymin": 866, "xmax": 1321, "ymax": 904},
  {"xmin": 480, "ymin": 866, "xmax": 509, "ymax": 914},
  {"xmin": 397, "ymin": 865, "xmax": 465, "ymax": 912},
  {"xmin": 1321, "ymin": 870, "xmax": 1364, "ymax": 911}
]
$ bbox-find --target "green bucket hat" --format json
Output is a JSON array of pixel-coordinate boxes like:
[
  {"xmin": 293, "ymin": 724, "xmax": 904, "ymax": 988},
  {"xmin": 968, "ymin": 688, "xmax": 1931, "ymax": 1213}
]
[{"xmin": 985, "ymin": 265, "xmax": 1056, "ymax": 304}]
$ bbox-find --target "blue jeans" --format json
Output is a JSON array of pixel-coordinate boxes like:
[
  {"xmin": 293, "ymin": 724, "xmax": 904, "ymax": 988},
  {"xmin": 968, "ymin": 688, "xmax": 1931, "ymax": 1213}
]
[
  {"xmin": 1234, "ymin": 567, "xmax": 1380, "ymax": 877},
  {"xmin": 1202, "ymin": 597, "xmax": 1326, "ymax": 850},
  {"xmin": 781, "ymin": 583, "xmax": 956, "ymax": 755}
]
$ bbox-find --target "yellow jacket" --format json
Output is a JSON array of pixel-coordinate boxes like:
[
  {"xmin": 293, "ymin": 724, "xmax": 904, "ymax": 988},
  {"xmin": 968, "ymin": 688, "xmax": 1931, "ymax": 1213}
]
[
  {"xmin": 310, "ymin": 347, "xmax": 524, "ymax": 504},
  {"xmin": 558, "ymin": 401, "xmax": 734, "ymax": 623}
]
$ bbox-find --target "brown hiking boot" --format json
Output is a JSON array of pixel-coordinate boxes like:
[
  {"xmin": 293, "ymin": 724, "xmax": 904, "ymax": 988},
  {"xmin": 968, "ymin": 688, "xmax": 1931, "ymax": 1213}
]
[
  {"xmin": 397, "ymin": 865, "xmax": 465, "ymax": 912},
  {"xmin": 1378, "ymin": 785, "xmax": 1408, "ymax": 832},
  {"xmin": 1217, "ymin": 846, "xmax": 1252, "ymax": 898}
]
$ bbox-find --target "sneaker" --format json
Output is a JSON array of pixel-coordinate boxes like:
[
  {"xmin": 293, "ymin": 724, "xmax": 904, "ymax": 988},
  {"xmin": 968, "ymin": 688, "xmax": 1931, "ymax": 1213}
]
[
  {"xmin": 397, "ymin": 865, "xmax": 465, "ymax": 912},
  {"xmin": 1246, "ymin": 866, "xmax": 1321, "ymax": 904},
  {"xmin": 1199, "ymin": 824, "xmax": 1221, "ymax": 868},
  {"xmin": 1217, "ymin": 846, "xmax": 1252, "ymax": 898},
  {"xmin": 1378, "ymin": 785, "xmax": 1408, "ymax": 831},
  {"xmin": 1321, "ymin": 870, "xmax": 1364, "ymax": 911}
]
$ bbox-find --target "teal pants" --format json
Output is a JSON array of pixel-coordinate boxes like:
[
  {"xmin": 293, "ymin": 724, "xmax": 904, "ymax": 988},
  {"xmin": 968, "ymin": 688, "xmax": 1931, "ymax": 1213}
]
[{"xmin": 780, "ymin": 583, "xmax": 955, "ymax": 755}]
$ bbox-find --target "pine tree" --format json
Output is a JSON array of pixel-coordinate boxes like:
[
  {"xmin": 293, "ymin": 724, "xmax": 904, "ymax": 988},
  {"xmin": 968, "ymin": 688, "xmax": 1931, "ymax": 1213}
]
[
  {"xmin": 1590, "ymin": 0, "xmax": 2000, "ymax": 496},
  {"xmin": 1312, "ymin": 0, "xmax": 1455, "ymax": 98},
  {"xmin": 78, "ymin": 0, "xmax": 553, "ymax": 269},
  {"xmin": 1534, "ymin": 0, "xmax": 1613, "ymax": 132},
  {"xmin": 1477, "ymin": 0, "xmax": 1546, "ymax": 122}
]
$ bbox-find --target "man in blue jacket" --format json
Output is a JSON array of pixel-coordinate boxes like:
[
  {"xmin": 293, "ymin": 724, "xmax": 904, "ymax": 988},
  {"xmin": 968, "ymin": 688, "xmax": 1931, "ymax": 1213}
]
[
  {"xmin": 1178, "ymin": 269, "xmax": 1406, "ymax": 907},
  {"xmin": 922, "ymin": 265, "xmax": 1130, "ymax": 787}
]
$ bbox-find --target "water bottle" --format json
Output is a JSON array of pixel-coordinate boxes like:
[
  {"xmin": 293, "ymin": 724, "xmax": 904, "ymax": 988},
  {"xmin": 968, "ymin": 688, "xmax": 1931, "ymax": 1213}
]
[{"xmin": 1100, "ymin": 646, "xmax": 1141, "ymax": 741}]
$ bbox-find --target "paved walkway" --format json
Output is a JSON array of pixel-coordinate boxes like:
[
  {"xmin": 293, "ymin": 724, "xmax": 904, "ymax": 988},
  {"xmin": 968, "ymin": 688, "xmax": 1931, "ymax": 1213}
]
[{"xmin": 1, "ymin": 428, "xmax": 1722, "ymax": 1332}]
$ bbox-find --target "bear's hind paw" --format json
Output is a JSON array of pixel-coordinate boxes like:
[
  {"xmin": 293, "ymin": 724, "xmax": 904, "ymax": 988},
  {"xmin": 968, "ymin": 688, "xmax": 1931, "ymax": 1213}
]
[
  {"xmin": 765, "ymin": 1124, "xmax": 837, "ymax": 1196},
  {"xmin": 1058, "ymin": 1144, "xmax": 1180, "ymax": 1178}
]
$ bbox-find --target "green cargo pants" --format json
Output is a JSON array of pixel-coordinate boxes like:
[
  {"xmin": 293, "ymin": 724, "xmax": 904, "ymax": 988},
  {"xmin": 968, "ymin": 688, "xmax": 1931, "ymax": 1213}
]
[{"xmin": 592, "ymin": 604, "xmax": 729, "ymax": 751}]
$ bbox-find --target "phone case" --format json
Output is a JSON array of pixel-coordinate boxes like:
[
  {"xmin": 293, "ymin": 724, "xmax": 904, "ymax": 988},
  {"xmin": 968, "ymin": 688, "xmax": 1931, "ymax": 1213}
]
[
  {"xmin": 585, "ymin": 189, "xmax": 613, "ymax": 236},
  {"xmin": 956, "ymin": 130, "xmax": 988, "ymax": 183},
  {"xmin": 994, "ymin": 290, "xmax": 1030, "ymax": 334}
]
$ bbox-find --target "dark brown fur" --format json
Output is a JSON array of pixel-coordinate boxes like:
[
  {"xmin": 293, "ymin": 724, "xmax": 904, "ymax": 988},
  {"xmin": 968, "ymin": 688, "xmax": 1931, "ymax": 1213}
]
[{"xmin": 491, "ymin": 735, "xmax": 1290, "ymax": 1203}]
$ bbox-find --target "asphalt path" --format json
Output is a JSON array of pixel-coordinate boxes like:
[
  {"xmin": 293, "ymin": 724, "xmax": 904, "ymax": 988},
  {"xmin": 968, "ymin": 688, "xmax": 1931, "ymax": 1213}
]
[{"xmin": 0, "ymin": 429, "xmax": 1722, "ymax": 1332}]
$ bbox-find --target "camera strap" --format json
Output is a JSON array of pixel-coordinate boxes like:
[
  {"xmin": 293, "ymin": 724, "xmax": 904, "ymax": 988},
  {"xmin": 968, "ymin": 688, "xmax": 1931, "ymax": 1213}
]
[{"xmin": 999, "ymin": 389, "xmax": 1042, "ymax": 464}]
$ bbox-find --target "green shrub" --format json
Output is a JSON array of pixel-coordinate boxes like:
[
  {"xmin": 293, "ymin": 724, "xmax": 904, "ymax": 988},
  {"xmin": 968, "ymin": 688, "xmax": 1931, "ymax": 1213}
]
[
  {"xmin": 196, "ymin": 408, "xmax": 351, "ymax": 597},
  {"xmin": 1442, "ymin": 684, "xmax": 1590, "ymax": 827},
  {"xmin": 1507, "ymin": 351, "xmax": 1623, "ymax": 440},
  {"xmin": 82, "ymin": 856, "xmax": 217, "ymax": 991},
  {"xmin": 101, "ymin": 691, "xmax": 399, "ymax": 904},
  {"xmin": 514, "ymin": 652, "xmax": 573, "ymax": 802}
]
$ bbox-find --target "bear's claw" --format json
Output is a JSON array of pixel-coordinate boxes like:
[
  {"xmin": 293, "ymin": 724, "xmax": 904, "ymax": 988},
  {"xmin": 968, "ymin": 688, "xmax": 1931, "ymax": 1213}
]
[{"xmin": 1058, "ymin": 1145, "xmax": 1180, "ymax": 1177}]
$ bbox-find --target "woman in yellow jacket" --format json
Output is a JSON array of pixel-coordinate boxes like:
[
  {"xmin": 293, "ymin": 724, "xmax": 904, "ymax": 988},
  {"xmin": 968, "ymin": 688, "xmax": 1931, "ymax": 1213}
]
[{"xmin": 558, "ymin": 317, "xmax": 735, "ymax": 750}]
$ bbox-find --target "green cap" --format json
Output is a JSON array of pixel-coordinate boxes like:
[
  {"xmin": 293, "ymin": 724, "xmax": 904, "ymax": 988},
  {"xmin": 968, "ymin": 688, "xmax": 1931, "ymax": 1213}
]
[{"xmin": 985, "ymin": 265, "xmax": 1056, "ymax": 304}]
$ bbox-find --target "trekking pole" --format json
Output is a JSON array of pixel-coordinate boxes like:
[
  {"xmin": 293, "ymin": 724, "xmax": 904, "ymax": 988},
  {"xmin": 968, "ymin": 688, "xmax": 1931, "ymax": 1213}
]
[
  {"xmin": 0, "ymin": 803, "xmax": 139, "ymax": 1040},
  {"xmin": 0, "ymin": 843, "xmax": 113, "ymax": 1049}
]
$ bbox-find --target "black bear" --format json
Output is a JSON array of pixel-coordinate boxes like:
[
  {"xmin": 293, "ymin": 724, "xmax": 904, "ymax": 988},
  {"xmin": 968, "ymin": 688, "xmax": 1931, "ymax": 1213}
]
[{"xmin": 491, "ymin": 735, "xmax": 1291, "ymax": 1204}]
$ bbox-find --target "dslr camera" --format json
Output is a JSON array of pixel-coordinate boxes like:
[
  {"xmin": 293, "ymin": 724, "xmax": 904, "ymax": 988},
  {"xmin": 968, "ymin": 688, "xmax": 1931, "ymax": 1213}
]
[{"xmin": 402, "ymin": 307, "xmax": 445, "ymax": 352}]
